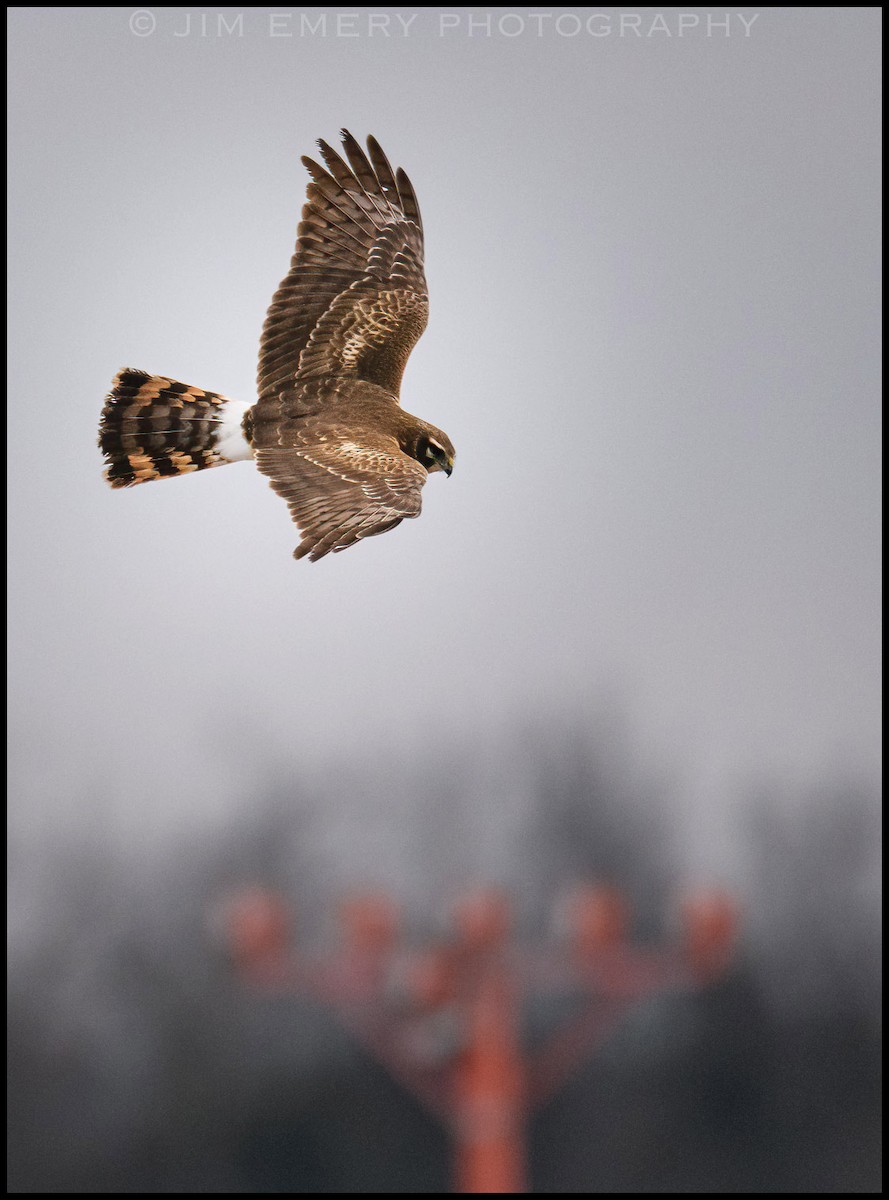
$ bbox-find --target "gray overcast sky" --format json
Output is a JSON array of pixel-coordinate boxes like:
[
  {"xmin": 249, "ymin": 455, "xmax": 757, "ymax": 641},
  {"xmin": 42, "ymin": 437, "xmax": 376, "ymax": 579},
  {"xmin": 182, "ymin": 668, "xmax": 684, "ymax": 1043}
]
[{"xmin": 7, "ymin": 8, "xmax": 882, "ymax": 874}]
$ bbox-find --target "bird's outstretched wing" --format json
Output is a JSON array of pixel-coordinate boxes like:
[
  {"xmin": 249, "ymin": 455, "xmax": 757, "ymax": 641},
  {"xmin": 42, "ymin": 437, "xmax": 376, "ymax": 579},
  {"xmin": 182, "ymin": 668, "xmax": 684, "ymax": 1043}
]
[
  {"xmin": 255, "ymin": 131, "xmax": 427, "ymax": 404},
  {"xmin": 252, "ymin": 134, "xmax": 433, "ymax": 560},
  {"xmin": 255, "ymin": 434, "xmax": 427, "ymax": 561}
]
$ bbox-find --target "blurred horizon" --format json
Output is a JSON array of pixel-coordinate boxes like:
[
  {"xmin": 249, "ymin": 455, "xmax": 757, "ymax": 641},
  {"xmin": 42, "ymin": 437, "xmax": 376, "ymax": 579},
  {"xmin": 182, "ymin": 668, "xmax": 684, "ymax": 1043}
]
[{"xmin": 8, "ymin": 718, "xmax": 882, "ymax": 1192}]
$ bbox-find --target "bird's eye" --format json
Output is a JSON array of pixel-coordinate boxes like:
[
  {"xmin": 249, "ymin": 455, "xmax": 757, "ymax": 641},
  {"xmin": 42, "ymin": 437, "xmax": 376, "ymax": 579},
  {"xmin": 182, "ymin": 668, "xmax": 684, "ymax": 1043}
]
[{"xmin": 424, "ymin": 442, "xmax": 439, "ymax": 464}]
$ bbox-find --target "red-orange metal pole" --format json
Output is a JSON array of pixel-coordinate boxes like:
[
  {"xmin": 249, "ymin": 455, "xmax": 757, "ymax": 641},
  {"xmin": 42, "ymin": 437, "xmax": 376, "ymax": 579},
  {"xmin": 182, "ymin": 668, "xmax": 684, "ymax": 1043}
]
[
  {"xmin": 453, "ymin": 967, "xmax": 526, "ymax": 1193},
  {"xmin": 450, "ymin": 889, "xmax": 527, "ymax": 1194}
]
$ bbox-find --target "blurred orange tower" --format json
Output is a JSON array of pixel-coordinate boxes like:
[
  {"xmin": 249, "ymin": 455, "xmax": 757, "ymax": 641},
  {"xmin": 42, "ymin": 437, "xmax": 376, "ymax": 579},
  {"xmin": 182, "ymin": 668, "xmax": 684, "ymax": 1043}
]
[{"xmin": 218, "ymin": 884, "xmax": 738, "ymax": 1193}]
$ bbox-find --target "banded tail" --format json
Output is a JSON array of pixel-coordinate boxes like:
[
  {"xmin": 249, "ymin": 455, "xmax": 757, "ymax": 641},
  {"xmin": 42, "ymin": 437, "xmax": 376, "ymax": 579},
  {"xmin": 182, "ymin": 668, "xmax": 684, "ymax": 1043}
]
[{"xmin": 98, "ymin": 368, "xmax": 253, "ymax": 488}]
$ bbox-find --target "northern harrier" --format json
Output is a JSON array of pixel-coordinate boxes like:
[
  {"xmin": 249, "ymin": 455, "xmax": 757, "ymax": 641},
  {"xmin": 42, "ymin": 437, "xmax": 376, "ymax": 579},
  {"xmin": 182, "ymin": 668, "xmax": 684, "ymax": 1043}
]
[{"xmin": 98, "ymin": 132, "xmax": 454, "ymax": 561}]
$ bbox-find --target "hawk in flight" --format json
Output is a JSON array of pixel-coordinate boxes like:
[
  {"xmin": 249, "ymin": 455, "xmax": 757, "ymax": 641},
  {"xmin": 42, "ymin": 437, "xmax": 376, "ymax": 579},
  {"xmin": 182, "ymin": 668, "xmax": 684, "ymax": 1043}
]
[{"xmin": 98, "ymin": 132, "xmax": 454, "ymax": 561}]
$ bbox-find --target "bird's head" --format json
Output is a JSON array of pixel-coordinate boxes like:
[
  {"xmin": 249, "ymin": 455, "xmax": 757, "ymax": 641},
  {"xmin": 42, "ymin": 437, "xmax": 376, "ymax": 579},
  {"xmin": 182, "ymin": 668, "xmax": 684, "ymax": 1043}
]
[{"xmin": 415, "ymin": 427, "xmax": 455, "ymax": 477}]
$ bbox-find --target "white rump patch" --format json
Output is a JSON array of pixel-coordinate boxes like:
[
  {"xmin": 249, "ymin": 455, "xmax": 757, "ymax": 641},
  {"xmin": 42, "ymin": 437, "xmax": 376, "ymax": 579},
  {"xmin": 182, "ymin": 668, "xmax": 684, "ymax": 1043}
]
[{"xmin": 215, "ymin": 399, "xmax": 254, "ymax": 462}]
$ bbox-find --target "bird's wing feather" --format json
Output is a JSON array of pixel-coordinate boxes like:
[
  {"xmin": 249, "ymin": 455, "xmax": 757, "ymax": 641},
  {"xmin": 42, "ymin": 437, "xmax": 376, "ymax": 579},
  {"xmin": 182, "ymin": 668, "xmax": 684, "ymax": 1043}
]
[
  {"xmin": 256, "ymin": 132, "xmax": 427, "ymax": 406},
  {"xmin": 254, "ymin": 434, "xmax": 427, "ymax": 561}
]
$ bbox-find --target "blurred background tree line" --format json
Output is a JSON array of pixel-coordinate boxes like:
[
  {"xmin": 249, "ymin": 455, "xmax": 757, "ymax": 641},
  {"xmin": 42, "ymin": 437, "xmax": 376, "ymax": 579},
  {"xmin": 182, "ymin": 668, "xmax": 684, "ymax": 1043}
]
[{"xmin": 7, "ymin": 724, "xmax": 881, "ymax": 1193}]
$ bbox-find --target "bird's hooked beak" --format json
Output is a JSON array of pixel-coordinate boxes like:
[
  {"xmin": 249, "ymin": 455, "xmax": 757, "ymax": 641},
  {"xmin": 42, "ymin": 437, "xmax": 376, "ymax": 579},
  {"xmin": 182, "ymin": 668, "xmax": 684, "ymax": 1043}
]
[{"xmin": 443, "ymin": 457, "xmax": 454, "ymax": 478}]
